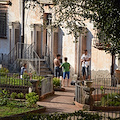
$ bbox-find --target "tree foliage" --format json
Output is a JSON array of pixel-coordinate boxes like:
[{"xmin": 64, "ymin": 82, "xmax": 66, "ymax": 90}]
[
  {"xmin": 25, "ymin": 0, "xmax": 120, "ymax": 54},
  {"xmin": 53, "ymin": 0, "xmax": 120, "ymax": 54}
]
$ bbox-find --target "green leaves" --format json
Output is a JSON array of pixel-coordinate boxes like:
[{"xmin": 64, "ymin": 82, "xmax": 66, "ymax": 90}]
[
  {"xmin": 0, "ymin": 67, "xmax": 9, "ymax": 76},
  {"xmin": 10, "ymin": 92, "xmax": 17, "ymax": 99},
  {"xmin": 101, "ymin": 93, "xmax": 120, "ymax": 107},
  {"xmin": 0, "ymin": 89, "xmax": 9, "ymax": 106},
  {"xmin": 53, "ymin": 77, "xmax": 60, "ymax": 87},
  {"xmin": 25, "ymin": 92, "xmax": 39, "ymax": 107}
]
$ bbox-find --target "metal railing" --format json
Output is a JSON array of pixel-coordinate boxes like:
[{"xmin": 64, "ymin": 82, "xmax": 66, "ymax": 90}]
[
  {"xmin": 44, "ymin": 45, "xmax": 54, "ymax": 72},
  {"xmin": 44, "ymin": 45, "xmax": 51, "ymax": 66},
  {"xmin": 23, "ymin": 43, "xmax": 41, "ymax": 75},
  {"xmin": 7, "ymin": 42, "xmax": 41, "ymax": 75},
  {"xmin": 0, "ymin": 73, "xmax": 32, "ymax": 94},
  {"xmin": 75, "ymin": 78, "xmax": 120, "ymax": 110},
  {"xmin": 41, "ymin": 77, "xmax": 53, "ymax": 96},
  {"xmin": 75, "ymin": 82, "xmax": 85, "ymax": 104},
  {"xmin": 93, "ymin": 36, "xmax": 105, "ymax": 50},
  {"xmin": 92, "ymin": 78, "xmax": 120, "ymax": 109},
  {"xmin": 75, "ymin": 79, "xmax": 120, "ymax": 119}
]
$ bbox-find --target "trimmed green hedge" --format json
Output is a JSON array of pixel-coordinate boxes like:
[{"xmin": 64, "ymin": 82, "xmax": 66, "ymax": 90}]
[{"xmin": 14, "ymin": 110, "xmax": 119, "ymax": 120}]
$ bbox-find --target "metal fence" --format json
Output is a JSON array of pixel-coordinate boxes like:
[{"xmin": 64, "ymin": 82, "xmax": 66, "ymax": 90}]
[
  {"xmin": 41, "ymin": 77, "xmax": 53, "ymax": 96},
  {"xmin": 0, "ymin": 73, "xmax": 32, "ymax": 94},
  {"xmin": 92, "ymin": 78, "xmax": 120, "ymax": 111},
  {"xmin": 75, "ymin": 78, "xmax": 120, "ymax": 119},
  {"xmin": 7, "ymin": 42, "xmax": 41, "ymax": 75},
  {"xmin": 75, "ymin": 82, "xmax": 85, "ymax": 104},
  {"xmin": 0, "ymin": 72, "xmax": 54, "ymax": 96}
]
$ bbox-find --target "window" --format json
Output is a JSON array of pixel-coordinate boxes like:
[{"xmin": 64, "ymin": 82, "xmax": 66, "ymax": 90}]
[
  {"xmin": 0, "ymin": 11, "xmax": 7, "ymax": 38},
  {"xmin": 47, "ymin": 13, "xmax": 52, "ymax": 25}
]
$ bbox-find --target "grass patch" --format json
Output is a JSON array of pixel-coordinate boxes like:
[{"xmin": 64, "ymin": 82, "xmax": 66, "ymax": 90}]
[{"xmin": 0, "ymin": 100, "xmax": 42, "ymax": 117}]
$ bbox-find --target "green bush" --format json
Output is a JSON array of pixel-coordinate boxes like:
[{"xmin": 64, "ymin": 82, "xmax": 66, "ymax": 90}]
[
  {"xmin": 101, "ymin": 93, "xmax": 120, "ymax": 106},
  {"xmin": 25, "ymin": 92, "xmax": 39, "ymax": 107},
  {"xmin": 0, "ymin": 67, "xmax": 9, "ymax": 76},
  {"xmin": 0, "ymin": 89, "xmax": 9, "ymax": 106},
  {"xmin": 18, "ymin": 110, "xmax": 103, "ymax": 120},
  {"xmin": 23, "ymin": 73, "xmax": 30, "ymax": 80},
  {"xmin": 10, "ymin": 92, "xmax": 17, "ymax": 99},
  {"xmin": 13, "ymin": 73, "xmax": 19, "ymax": 78},
  {"xmin": 17, "ymin": 93, "xmax": 24, "ymax": 99},
  {"xmin": 53, "ymin": 77, "xmax": 60, "ymax": 87},
  {"xmin": 32, "ymin": 72, "xmax": 44, "ymax": 80},
  {"xmin": 31, "ymin": 73, "xmax": 45, "ymax": 87}
]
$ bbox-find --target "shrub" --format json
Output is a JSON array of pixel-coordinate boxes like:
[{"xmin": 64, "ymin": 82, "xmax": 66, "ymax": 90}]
[
  {"xmin": 13, "ymin": 73, "xmax": 19, "ymax": 78},
  {"xmin": 101, "ymin": 93, "xmax": 120, "ymax": 106},
  {"xmin": 32, "ymin": 72, "xmax": 44, "ymax": 81},
  {"xmin": 25, "ymin": 92, "xmax": 39, "ymax": 107},
  {"xmin": 10, "ymin": 92, "xmax": 17, "ymax": 99},
  {"xmin": 17, "ymin": 93, "xmax": 24, "ymax": 99},
  {"xmin": 53, "ymin": 77, "xmax": 60, "ymax": 87},
  {"xmin": 31, "ymin": 73, "xmax": 45, "ymax": 87},
  {"xmin": 0, "ymin": 67, "xmax": 9, "ymax": 76},
  {"xmin": 0, "ymin": 89, "xmax": 9, "ymax": 106},
  {"xmin": 23, "ymin": 73, "xmax": 30, "ymax": 80}
]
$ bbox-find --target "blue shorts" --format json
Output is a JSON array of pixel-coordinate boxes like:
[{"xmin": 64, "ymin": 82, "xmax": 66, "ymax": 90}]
[{"xmin": 63, "ymin": 72, "xmax": 70, "ymax": 79}]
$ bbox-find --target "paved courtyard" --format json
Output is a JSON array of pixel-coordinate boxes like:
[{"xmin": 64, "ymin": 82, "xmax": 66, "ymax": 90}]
[{"xmin": 37, "ymin": 86, "xmax": 81, "ymax": 113}]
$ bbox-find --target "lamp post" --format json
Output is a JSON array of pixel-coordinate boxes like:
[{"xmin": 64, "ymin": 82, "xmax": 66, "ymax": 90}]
[
  {"xmin": 21, "ymin": 0, "xmax": 25, "ymax": 58},
  {"xmin": 21, "ymin": 0, "xmax": 25, "ymax": 44}
]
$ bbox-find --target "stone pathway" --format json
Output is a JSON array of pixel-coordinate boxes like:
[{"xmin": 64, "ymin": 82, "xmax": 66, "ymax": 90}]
[{"xmin": 37, "ymin": 86, "xmax": 81, "ymax": 113}]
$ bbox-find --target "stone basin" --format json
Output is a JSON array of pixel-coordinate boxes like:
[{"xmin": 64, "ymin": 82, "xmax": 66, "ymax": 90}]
[{"xmin": 85, "ymin": 81, "xmax": 93, "ymax": 88}]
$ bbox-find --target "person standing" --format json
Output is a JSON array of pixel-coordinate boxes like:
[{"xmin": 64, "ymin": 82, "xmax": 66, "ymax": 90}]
[
  {"xmin": 81, "ymin": 50, "xmax": 91, "ymax": 80},
  {"xmin": 60, "ymin": 57, "xmax": 70, "ymax": 87},
  {"xmin": 54, "ymin": 54, "xmax": 61, "ymax": 78},
  {"xmin": 20, "ymin": 63, "xmax": 27, "ymax": 79}
]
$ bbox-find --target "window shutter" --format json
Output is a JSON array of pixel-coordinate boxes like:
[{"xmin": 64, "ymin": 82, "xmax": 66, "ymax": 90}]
[
  {"xmin": 37, "ymin": 31, "xmax": 42, "ymax": 57},
  {"xmin": 54, "ymin": 32, "xmax": 58, "ymax": 57},
  {"xmin": 0, "ymin": 12, "xmax": 7, "ymax": 38},
  {"xmin": 15, "ymin": 29, "xmax": 20, "ymax": 44}
]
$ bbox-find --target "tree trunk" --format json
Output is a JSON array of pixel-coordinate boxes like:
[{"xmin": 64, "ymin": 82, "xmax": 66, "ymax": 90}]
[{"xmin": 111, "ymin": 54, "xmax": 116, "ymax": 86}]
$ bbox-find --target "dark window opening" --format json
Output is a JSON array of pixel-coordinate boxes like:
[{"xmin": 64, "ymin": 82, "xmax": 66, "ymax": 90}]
[{"xmin": 0, "ymin": 11, "xmax": 7, "ymax": 38}]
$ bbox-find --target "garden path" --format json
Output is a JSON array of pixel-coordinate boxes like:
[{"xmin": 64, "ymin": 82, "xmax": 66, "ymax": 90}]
[{"xmin": 37, "ymin": 86, "xmax": 81, "ymax": 113}]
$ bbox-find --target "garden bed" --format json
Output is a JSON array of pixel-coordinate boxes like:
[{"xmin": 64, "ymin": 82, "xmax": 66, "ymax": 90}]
[
  {"xmin": 54, "ymin": 87, "xmax": 65, "ymax": 91},
  {"xmin": 39, "ymin": 91, "xmax": 54, "ymax": 100},
  {"xmin": 93, "ymin": 106, "xmax": 120, "ymax": 111},
  {"xmin": 93, "ymin": 93, "xmax": 120, "ymax": 111},
  {"xmin": 92, "ymin": 94, "xmax": 107, "ymax": 101},
  {"xmin": 0, "ymin": 100, "xmax": 46, "ymax": 118}
]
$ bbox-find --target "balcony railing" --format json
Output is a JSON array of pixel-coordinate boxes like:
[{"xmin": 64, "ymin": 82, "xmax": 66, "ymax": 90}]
[
  {"xmin": 93, "ymin": 37, "xmax": 105, "ymax": 50},
  {"xmin": 39, "ymin": 0, "xmax": 53, "ymax": 4}
]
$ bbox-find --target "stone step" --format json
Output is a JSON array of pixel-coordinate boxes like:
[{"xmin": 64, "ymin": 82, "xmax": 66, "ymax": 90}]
[
  {"xmin": 40, "ymin": 74, "xmax": 54, "ymax": 77},
  {"xmin": 40, "ymin": 71, "xmax": 52, "ymax": 75},
  {"xmin": 40, "ymin": 67, "xmax": 50, "ymax": 71}
]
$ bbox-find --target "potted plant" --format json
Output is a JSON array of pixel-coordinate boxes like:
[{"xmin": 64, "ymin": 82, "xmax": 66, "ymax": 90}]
[{"xmin": 53, "ymin": 77, "xmax": 65, "ymax": 91}]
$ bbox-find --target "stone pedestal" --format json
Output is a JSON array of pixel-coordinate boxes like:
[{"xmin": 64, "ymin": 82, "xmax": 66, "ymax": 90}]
[
  {"xmin": 83, "ymin": 81, "xmax": 95, "ymax": 110},
  {"xmin": 29, "ymin": 80, "xmax": 40, "ymax": 97}
]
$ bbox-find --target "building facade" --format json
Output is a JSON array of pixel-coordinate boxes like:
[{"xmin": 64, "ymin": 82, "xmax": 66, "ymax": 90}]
[{"xmin": 0, "ymin": 0, "xmax": 119, "ymax": 79}]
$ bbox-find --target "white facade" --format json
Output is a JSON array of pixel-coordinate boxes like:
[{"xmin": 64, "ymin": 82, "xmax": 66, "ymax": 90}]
[{"xmin": 0, "ymin": 0, "xmax": 119, "ymax": 78}]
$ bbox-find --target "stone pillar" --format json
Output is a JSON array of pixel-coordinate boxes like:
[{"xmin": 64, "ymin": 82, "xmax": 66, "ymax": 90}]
[
  {"xmin": 83, "ymin": 81, "xmax": 95, "ymax": 110},
  {"xmin": 29, "ymin": 80, "xmax": 40, "ymax": 97}
]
